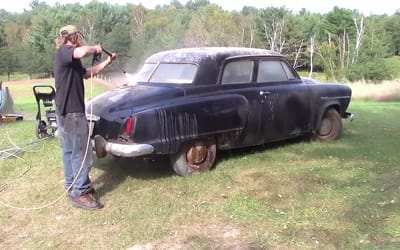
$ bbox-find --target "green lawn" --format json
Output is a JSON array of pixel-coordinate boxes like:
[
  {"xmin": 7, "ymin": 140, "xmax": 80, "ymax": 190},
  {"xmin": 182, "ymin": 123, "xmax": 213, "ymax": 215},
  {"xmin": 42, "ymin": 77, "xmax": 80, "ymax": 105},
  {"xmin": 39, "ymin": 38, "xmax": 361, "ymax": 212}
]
[
  {"xmin": 2, "ymin": 79, "xmax": 108, "ymax": 119},
  {"xmin": 0, "ymin": 84, "xmax": 399, "ymax": 248}
]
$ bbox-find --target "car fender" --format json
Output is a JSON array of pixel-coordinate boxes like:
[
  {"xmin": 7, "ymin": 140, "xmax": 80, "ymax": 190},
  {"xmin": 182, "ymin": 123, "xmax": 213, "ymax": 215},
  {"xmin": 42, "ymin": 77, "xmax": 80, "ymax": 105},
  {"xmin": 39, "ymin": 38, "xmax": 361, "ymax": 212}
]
[
  {"xmin": 311, "ymin": 83, "xmax": 351, "ymax": 132},
  {"xmin": 313, "ymin": 88, "xmax": 352, "ymax": 131},
  {"xmin": 133, "ymin": 93, "xmax": 249, "ymax": 154}
]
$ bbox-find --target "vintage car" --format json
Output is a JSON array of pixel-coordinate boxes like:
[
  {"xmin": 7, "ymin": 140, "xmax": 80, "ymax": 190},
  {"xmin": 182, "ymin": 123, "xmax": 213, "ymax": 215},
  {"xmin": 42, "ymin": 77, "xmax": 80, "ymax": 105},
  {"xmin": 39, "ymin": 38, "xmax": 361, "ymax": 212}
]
[{"xmin": 86, "ymin": 47, "xmax": 353, "ymax": 176}]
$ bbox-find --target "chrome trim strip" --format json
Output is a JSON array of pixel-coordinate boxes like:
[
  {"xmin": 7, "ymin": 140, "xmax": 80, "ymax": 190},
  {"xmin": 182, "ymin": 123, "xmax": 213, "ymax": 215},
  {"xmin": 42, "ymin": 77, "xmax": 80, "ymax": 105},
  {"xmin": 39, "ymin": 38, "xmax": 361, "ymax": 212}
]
[
  {"xmin": 86, "ymin": 113, "xmax": 100, "ymax": 121},
  {"xmin": 320, "ymin": 96, "xmax": 351, "ymax": 100}
]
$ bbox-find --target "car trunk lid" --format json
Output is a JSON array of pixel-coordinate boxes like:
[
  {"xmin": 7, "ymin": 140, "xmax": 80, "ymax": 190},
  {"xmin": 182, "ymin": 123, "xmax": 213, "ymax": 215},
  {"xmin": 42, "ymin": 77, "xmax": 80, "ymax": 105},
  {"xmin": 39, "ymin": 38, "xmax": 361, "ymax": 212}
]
[{"xmin": 87, "ymin": 84, "xmax": 185, "ymax": 117}]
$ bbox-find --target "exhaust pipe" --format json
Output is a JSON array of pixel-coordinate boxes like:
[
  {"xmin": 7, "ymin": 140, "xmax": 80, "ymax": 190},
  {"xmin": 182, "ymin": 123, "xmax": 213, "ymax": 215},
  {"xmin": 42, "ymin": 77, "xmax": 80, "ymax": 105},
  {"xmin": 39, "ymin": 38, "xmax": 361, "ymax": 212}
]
[{"xmin": 344, "ymin": 112, "xmax": 354, "ymax": 122}]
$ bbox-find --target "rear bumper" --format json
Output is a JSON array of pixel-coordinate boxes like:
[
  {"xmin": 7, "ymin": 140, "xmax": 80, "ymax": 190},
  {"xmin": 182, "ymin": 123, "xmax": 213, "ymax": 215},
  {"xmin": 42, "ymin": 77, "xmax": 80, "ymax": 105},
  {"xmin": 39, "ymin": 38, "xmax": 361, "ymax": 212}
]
[{"xmin": 93, "ymin": 135, "xmax": 154, "ymax": 158}]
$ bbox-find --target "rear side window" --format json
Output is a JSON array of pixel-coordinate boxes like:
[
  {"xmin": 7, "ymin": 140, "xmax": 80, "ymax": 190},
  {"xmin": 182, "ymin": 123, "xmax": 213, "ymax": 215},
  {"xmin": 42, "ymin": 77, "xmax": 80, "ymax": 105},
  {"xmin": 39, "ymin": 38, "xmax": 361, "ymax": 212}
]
[
  {"xmin": 136, "ymin": 63, "xmax": 197, "ymax": 84},
  {"xmin": 257, "ymin": 60, "xmax": 295, "ymax": 83},
  {"xmin": 222, "ymin": 60, "xmax": 254, "ymax": 84}
]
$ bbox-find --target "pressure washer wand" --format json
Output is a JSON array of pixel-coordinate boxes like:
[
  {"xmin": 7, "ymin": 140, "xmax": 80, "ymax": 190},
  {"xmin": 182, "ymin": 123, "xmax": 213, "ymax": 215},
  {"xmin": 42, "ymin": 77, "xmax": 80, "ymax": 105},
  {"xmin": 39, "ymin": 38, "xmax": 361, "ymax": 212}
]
[{"xmin": 101, "ymin": 46, "xmax": 126, "ymax": 74}]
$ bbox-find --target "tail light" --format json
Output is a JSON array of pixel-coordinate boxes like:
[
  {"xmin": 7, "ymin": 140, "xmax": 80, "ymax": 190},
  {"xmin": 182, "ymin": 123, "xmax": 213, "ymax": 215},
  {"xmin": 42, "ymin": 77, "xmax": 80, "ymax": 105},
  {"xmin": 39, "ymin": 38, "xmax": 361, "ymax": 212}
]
[{"xmin": 125, "ymin": 116, "xmax": 135, "ymax": 135}]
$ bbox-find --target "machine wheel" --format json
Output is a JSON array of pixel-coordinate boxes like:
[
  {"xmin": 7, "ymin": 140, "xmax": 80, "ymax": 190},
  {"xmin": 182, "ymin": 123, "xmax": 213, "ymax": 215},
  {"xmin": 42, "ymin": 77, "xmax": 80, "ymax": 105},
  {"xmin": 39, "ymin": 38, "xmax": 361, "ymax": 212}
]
[
  {"xmin": 36, "ymin": 120, "xmax": 48, "ymax": 139},
  {"xmin": 170, "ymin": 138, "xmax": 216, "ymax": 176},
  {"xmin": 314, "ymin": 108, "xmax": 342, "ymax": 141}
]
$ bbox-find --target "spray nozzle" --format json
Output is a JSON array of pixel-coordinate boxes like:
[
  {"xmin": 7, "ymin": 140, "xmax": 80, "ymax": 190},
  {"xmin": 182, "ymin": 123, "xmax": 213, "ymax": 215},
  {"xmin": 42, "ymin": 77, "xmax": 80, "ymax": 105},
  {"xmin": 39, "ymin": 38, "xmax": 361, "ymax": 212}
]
[
  {"xmin": 101, "ymin": 46, "xmax": 113, "ymax": 57},
  {"xmin": 100, "ymin": 46, "xmax": 126, "ymax": 74}
]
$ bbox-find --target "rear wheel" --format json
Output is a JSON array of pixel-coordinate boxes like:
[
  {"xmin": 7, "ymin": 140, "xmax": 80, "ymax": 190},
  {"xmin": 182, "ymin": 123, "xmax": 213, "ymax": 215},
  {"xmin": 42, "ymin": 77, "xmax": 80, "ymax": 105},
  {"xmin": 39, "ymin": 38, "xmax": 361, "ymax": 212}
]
[
  {"xmin": 170, "ymin": 138, "xmax": 216, "ymax": 176},
  {"xmin": 314, "ymin": 108, "xmax": 342, "ymax": 141}
]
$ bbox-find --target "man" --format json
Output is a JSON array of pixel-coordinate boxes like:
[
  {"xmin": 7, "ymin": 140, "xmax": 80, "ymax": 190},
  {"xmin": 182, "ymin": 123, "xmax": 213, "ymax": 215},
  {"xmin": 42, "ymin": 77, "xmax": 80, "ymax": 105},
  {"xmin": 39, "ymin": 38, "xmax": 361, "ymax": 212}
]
[{"xmin": 54, "ymin": 25, "xmax": 116, "ymax": 210}]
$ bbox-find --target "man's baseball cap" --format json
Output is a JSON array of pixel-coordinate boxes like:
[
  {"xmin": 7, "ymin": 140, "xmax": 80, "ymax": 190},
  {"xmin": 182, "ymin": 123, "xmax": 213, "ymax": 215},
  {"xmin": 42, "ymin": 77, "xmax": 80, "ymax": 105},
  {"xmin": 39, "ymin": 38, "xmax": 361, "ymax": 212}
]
[{"xmin": 59, "ymin": 25, "xmax": 84, "ymax": 38}]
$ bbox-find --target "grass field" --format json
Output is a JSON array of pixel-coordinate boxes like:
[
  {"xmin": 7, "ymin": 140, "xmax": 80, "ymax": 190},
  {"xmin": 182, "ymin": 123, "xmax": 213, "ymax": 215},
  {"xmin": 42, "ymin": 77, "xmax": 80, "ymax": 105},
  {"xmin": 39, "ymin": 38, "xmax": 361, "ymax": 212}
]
[{"xmin": 1, "ymin": 80, "xmax": 400, "ymax": 249}]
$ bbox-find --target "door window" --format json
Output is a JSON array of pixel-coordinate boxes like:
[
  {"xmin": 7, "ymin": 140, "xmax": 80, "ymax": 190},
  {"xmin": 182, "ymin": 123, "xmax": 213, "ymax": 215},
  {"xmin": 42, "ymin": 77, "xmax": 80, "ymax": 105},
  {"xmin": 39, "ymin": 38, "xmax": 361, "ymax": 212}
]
[
  {"xmin": 257, "ymin": 60, "xmax": 293, "ymax": 83},
  {"xmin": 221, "ymin": 60, "xmax": 254, "ymax": 84}
]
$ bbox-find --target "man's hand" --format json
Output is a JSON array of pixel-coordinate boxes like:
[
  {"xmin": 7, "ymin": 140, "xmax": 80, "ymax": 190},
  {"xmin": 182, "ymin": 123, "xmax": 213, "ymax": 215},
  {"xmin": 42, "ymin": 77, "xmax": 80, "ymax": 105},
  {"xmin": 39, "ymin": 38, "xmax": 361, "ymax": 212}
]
[
  {"xmin": 107, "ymin": 53, "xmax": 117, "ymax": 65},
  {"xmin": 100, "ymin": 47, "xmax": 117, "ymax": 65},
  {"xmin": 93, "ymin": 45, "xmax": 102, "ymax": 54}
]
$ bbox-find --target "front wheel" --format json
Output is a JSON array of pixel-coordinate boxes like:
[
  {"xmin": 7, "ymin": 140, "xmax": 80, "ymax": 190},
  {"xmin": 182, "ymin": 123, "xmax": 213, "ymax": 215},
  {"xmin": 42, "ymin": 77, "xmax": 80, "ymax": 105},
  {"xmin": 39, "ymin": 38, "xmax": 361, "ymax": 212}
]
[
  {"xmin": 314, "ymin": 108, "xmax": 342, "ymax": 141},
  {"xmin": 170, "ymin": 138, "xmax": 217, "ymax": 176}
]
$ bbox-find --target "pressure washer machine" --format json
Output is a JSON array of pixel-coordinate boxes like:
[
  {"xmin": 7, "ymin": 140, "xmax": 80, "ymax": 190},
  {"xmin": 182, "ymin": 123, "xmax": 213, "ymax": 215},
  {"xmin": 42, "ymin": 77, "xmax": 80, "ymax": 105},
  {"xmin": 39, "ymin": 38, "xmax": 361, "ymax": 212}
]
[{"xmin": 33, "ymin": 85, "xmax": 57, "ymax": 138}]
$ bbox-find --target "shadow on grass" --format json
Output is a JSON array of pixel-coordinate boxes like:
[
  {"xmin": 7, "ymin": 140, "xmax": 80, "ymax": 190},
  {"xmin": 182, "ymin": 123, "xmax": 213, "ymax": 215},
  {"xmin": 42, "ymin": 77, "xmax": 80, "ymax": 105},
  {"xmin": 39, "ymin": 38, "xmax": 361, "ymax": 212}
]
[
  {"xmin": 92, "ymin": 155, "xmax": 175, "ymax": 197},
  {"xmin": 91, "ymin": 136, "xmax": 307, "ymax": 199},
  {"xmin": 216, "ymin": 136, "xmax": 307, "ymax": 164}
]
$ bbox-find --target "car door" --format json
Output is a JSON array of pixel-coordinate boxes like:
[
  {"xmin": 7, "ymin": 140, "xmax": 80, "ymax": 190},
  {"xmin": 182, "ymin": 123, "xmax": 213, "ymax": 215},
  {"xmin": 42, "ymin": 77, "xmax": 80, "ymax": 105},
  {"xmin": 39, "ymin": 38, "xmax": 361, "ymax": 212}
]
[
  {"xmin": 219, "ymin": 59, "xmax": 265, "ymax": 147},
  {"xmin": 256, "ymin": 58, "xmax": 312, "ymax": 142}
]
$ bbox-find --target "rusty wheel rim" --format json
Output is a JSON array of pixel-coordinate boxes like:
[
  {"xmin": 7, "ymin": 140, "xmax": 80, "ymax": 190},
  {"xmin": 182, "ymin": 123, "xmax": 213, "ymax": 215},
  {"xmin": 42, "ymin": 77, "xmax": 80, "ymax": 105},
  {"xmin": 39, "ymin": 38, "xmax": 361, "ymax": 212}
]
[
  {"xmin": 318, "ymin": 118, "xmax": 332, "ymax": 136},
  {"xmin": 186, "ymin": 142, "xmax": 208, "ymax": 166},
  {"xmin": 185, "ymin": 141, "xmax": 213, "ymax": 172}
]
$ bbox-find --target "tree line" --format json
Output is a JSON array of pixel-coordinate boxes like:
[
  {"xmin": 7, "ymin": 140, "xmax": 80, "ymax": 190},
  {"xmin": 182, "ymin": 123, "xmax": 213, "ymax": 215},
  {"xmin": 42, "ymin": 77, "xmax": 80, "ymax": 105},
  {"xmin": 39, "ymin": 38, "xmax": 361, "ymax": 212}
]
[{"xmin": 0, "ymin": 0, "xmax": 399, "ymax": 82}]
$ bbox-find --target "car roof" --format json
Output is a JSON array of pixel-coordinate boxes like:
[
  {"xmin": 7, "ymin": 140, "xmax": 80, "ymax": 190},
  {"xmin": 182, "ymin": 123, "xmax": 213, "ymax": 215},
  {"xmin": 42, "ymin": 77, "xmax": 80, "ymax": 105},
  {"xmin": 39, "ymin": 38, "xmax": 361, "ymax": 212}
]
[
  {"xmin": 145, "ymin": 47, "xmax": 282, "ymax": 64},
  {"xmin": 144, "ymin": 47, "xmax": 284, "ymax": 85}
]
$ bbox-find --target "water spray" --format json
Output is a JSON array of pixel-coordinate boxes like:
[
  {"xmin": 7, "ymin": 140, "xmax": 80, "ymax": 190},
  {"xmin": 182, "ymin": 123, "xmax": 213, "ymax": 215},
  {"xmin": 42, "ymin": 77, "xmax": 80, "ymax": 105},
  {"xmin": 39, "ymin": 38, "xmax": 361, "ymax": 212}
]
[{"xmin": 101, "ymin": 47, "xmax": 137, "ymax": 84}]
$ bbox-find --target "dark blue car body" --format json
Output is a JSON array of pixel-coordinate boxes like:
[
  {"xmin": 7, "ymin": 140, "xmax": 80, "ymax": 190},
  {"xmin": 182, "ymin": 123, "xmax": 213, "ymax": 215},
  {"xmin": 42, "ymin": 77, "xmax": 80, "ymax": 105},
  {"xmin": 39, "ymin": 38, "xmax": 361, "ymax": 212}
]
[{"xmin": 87, "ymin": 47, "xmax": 353, "ymax": 176}]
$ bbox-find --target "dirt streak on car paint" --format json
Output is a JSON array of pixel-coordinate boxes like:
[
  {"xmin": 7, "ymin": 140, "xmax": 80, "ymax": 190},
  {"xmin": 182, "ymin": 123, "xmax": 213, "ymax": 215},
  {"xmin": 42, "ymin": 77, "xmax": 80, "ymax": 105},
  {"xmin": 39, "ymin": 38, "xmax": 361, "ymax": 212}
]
[{"xmin": 157, "ymin": 109, "xmax": 198, "ymax": 152}]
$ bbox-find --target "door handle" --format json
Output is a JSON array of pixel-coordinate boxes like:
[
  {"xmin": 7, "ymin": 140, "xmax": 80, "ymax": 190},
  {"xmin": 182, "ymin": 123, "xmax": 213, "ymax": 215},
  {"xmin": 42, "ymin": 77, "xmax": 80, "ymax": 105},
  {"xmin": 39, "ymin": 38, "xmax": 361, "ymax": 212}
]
[{"xmin": 259, "ymin": 90, "xmax": 270, "ymax": 96}]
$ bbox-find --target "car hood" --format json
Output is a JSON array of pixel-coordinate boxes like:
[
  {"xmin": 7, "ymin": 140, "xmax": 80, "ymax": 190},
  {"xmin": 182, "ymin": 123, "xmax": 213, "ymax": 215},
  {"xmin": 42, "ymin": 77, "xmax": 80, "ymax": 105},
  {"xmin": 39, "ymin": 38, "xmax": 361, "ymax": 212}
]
[
  {"xmin": 86, "ymin": 84, "xmax": 184, "ymax": 118},
  {"xmin": 301, "ymin": 77, "xmax": 321, "ymax": 84}
]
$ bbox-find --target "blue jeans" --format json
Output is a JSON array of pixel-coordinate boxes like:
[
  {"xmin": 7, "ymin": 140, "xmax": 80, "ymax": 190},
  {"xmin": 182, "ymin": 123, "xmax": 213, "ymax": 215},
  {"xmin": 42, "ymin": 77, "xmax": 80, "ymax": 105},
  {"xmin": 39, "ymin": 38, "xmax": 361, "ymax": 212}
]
[{"xmin": 57, "ymin": 113, "xmax": 93, "ymax": 198}]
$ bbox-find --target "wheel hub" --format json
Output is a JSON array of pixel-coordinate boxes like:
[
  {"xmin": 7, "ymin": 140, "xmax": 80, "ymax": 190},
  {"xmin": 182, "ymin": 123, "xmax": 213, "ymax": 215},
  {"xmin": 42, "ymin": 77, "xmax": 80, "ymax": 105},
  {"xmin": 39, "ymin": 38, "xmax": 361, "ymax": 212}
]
[
  {"xmin": 318, "ymin": 118, "xmax": 332, "ymax": 136},
  {"xmin": 186, "ymin": 143, "xmax": 207, "ymax": 165}
]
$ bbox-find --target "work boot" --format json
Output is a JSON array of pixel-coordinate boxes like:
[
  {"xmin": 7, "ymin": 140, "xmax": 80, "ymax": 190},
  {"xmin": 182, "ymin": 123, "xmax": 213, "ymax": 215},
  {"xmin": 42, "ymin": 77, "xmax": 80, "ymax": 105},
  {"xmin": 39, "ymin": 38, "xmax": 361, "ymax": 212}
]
[
  {"xmin": 70, "ymin": 194, "xmax": 103, "ymax": 210},
  {"xmin": 67, "ymin": 186, "xmax": 96, "ymax": 197},
  {"xmin": 84, "ymin": 186, "xmax": 97, "ymax": 200},
  {"xmin": 84, "ymin": 186, "xmax": 96, "ymax": 195}
]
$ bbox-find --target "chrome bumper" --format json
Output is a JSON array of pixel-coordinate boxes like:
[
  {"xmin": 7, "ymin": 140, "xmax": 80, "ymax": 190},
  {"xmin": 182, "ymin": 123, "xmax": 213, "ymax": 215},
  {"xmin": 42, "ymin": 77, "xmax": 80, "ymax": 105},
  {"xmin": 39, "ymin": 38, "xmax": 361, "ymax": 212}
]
[{"xmin": 93, "ymin": 135, "xmax": 154, "ymax": 158}]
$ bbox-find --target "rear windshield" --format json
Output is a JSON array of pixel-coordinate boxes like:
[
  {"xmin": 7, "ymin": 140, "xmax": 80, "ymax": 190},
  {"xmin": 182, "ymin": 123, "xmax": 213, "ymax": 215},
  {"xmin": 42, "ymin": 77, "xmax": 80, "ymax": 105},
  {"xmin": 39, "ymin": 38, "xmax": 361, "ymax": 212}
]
[{"xmin": 136, "ymin": 63, "xmax": 197, "ymax": 84}]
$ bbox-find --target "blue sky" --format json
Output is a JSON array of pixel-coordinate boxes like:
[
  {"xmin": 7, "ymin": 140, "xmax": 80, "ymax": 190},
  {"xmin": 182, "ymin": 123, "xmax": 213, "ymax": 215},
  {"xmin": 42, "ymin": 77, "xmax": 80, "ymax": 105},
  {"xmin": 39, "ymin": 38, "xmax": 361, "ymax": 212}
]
[{"xmin": 0, "ymin": 0, "xmax": 398, "ymax": 15}]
